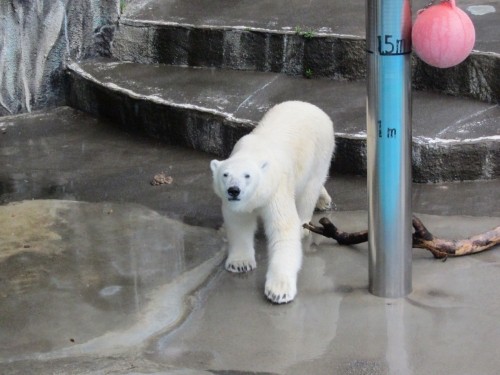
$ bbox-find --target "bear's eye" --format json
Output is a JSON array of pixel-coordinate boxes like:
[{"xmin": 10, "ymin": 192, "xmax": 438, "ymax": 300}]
[
  {"xmin": 223, "ymin": 173, "xmax": 228, "ymax": 178},
  {"xmin": 244, "ymin": 174, "xmax": 250, "ymax": 179}
]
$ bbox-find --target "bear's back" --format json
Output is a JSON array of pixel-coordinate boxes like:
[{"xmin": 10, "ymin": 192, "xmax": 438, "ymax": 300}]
[
  {"xmin": 253, "ymin": 101, "xmax": 333, "ymax": 160},
  {"xmin": 231, "ymin": 101, "xmax": 335, "ymax": 181}
]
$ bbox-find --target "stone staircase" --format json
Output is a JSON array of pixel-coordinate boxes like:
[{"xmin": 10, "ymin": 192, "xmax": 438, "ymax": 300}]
[{"xmin": 65, "ymin": 0, "xmax": 500, "ymax": 182}]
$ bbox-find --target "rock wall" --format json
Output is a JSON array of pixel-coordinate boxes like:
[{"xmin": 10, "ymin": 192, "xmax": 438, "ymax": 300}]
[{"xmin": 0, "ymin": 0, "xmax": 121, "ymax": 116}]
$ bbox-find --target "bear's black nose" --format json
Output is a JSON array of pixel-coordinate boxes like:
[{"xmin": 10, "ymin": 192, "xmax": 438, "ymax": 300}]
[{"xmin": 227, "ymin": 186, "xmax": 240, "ymax": 198}]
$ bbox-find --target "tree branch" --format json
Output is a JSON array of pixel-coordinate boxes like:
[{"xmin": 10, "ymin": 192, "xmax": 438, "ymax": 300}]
[{"xmin": 304, "ymin": 216, "xmax": 500, "ymax": 259}]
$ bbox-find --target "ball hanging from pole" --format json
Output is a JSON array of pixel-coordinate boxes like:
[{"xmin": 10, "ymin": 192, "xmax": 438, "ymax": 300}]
[{"xmin": 412, "ymin": 0, "xmax": 475, "ymax": 68}]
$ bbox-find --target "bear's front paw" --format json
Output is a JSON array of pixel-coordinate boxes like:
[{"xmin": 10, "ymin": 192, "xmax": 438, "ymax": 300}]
[
  {"xmin": 225, "ymin": 257, "xmax": 256, "ymax": 273},
  {"xmin": 265, "ymin": 274, "xmax": 297, "ymax": 304}
]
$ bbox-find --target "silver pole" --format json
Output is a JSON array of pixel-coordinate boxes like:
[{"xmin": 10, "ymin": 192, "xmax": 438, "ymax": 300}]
[{"xmin": 366, "ymin": 0, "xmax": 413, "ymax": 297}]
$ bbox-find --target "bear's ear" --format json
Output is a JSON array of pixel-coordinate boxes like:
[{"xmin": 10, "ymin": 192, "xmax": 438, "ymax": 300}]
[{"xmin": 210, "ymin": 160, "xmax": 221, "ymax": 173}]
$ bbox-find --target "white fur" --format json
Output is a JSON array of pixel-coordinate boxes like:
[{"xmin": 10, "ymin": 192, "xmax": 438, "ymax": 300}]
[{"xmin": 210, "ymin": 101, "xmax": 335, "ymax": 304}]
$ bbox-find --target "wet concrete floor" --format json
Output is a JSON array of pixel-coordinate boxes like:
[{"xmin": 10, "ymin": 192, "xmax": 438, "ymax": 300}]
[{"xmin": 1, "ymin": 107, "xmax": 500, "ymax": 374}]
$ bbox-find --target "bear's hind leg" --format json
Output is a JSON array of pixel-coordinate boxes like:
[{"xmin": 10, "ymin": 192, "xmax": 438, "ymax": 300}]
[
  {"xmin": 223, "ymin": 205, "xmax": 258, "ymax": 273},
  {"xmin": 315, "ymin": 185, "xmax": 332, "ymax": 211},
  {"xmin": 297, "ymin": 182, "xmax": 330, "ymax": 236}
]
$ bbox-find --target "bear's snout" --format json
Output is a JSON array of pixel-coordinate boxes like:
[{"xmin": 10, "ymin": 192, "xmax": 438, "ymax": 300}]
[{"xmin": 227, "ymin": 186, "xmax": 241, "ymax": 200}]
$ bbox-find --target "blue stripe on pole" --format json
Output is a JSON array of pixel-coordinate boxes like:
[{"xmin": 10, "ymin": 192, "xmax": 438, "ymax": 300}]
[{"xmin": 378, "ymin": 55, "xmax": 405, "ymax": 245}]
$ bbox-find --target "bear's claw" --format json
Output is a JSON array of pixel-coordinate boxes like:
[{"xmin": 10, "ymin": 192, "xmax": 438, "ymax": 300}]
[
  {"xmin": 225, "ymin": 259, "xmax": 256, "ymax": 273},
  {"xmin": 264, "ymin": 276, "xmax": 296, "ymax": 304},
  {"xmin": 266, "ymin": 291, "xmax": 292, "ymax": 304}
]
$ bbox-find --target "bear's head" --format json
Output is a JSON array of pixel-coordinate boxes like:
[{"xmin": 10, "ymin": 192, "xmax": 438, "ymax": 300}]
[{"xmin": 210, "ymin": 157, "xmax": 269, "ymax": 212}]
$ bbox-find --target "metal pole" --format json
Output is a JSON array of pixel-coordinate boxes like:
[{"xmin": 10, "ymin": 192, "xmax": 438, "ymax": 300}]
[{"xmin": 366, "ymin": 0, "xmax": 412, "ymax": 297}]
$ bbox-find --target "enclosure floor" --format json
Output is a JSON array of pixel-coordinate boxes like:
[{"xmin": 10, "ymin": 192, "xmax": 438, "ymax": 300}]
[{"xmin": 1, "ymin": 107, "xmax": 499, "ymax": 375}]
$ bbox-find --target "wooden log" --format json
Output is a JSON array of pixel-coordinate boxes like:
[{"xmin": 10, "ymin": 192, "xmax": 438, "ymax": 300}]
[{"xmin": 303, "ymin": 216, "xmax": 500, "ymax": 259}]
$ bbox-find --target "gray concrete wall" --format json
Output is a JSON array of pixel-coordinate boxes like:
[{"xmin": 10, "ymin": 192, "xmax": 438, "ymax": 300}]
[{"xmin": 0, "ymin": 0, "xmax": 121, "ymax": 116}]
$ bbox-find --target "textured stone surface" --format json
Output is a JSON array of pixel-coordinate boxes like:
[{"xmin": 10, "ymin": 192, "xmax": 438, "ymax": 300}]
[
  {"xmin": 113, "ymin": 0, "xmax": 500, "ymax": 103},
  {"xmin": 65, "ymin": 59, "xmax": 500, "ymax": 182},
  {"xmin": 2, "ymin": 0, "xmax": 499, "ymax": 117},
  {"xmin": 114, "ymin": 23, "xmax": 367, "ymax": 81},
  {"xmin": 412, "ymin": 52, "xmax": 500, "ymax": 104},
  {"xmin": 0, "ymin": 0, "xmax": 120, "ymax": 116}
]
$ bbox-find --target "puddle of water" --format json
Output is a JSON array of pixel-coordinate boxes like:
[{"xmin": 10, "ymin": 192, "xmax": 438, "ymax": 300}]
[
  {"xmin": 0, "ymin": 200, "xmax": 224, "ymax": 361},
  {"xmin": 467, "ymin": 5, "xmax": 496, "ymax": 16}
]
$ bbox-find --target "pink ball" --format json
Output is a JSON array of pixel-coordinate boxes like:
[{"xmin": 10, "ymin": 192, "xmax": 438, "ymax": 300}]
[{"xmin": 412, "ymin": 0, "xmax": 475, "ymax": 68}]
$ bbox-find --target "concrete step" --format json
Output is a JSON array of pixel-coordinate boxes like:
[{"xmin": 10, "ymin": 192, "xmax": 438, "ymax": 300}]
[
  {"xmin": 65, "ymin": 58, "xmax": 500, "ymax": 182},
  {"xmin": 2, "ymin": 107, "xmax": 497, "ymax": 220},
  {"xmin": 113, "ymin": 0, "xmax": 500, "ymax": 103}
]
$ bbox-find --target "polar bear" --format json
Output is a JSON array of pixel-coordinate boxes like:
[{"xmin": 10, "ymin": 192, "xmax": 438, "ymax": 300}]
[{"xmin": 210, "ymin": 101, "xmax": 335, "ymax": 304}]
